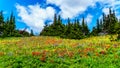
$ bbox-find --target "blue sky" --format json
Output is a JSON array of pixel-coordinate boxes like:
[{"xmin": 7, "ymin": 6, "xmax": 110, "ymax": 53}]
[{"xmin": 0, "ymin": 0, "xmax": 120, "ymax": 34}]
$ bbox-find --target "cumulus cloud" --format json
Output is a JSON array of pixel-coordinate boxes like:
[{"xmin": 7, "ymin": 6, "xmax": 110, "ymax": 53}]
[
  {"xmin": 15, "ymin": 0, "xmax": 120, "ymax": 34},
  {"xmin": 47, "ymin": 0, "xmax": 97, "ymax": 19},
  {"xmin": 101, "ymin": 0, "xmax": 120, "ymax": 13},
  {"xmin": 47, "ymin": 0, "xmax": 120, "ymax": 19},
  {"xmin": 16, "ymin": 3, "xmax": 55, "ymax": 34}
]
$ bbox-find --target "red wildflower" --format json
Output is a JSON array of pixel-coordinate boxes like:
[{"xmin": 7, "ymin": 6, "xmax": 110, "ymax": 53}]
[
  {"xmin": 68, "ymin": 51, "xmax": 74, "ymax": 58},
  {"xmin": 32, "ymin": 52, "xmax": 41, "ymax": 56},
  {"xmin": 96, "ymin": 53, "xmax": 99, "ymax": 56},
  {"xmin": 40, "ymin": 56, "xmax": 46, "ymax": 62}
]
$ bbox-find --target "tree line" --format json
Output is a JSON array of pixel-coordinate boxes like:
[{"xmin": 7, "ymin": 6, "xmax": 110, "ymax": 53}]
[
  {"xmin": 0, "ymin": 11, "xmax": 34, "ymax": 38},
  {"xmin": 0, "ymin": 8, "xmax": 120, "ymax": 40},
  {"xmin": 40, "ymin": 14, "xmax": 89, "ymax": 39},
  {"xmin": 91, "ymin": 8, "xmax": 120, "ymax": 35},
  {"xmin": 40, "ymin": 8, "xmax": 120, "ymax": 40}
]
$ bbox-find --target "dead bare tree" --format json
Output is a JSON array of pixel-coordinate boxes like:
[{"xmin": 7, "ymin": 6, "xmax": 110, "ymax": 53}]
[{"xmin": 19, "ymin": 27, "xmax": 27, "ymax": 34}]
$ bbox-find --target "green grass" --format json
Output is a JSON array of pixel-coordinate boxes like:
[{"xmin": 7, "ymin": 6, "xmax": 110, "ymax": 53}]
[{"xmin": 0, "ymin": 35, "xmax": 120, "ymax": 68}]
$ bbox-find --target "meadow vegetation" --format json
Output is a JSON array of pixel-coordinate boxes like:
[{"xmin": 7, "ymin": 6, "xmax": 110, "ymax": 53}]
[{"xmin": 0, "ymin": 35, "xmax": 120, "ymax": 68}]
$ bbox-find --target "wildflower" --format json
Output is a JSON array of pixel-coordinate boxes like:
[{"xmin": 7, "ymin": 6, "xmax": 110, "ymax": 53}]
[
  {"xmin": 68, "ymin": 51, "xmax": 74, "ymax": 58},
  {"xmin": 105, "ymin": 45, "xmax": 110, "ymax": 50},
  {"xmin": 0, "ymin": 52, "xmax": 4, "ymax": 56},
  {"xmin": 40, "ymin": 56, "xmax": 46, "ymax": 62},
  {"xmin": 95, "ymin": 53, "xmax": 99, "ymax": 56},
  {"xmin": 58, "ymin": 52, "xmax": 65, "ymax": 58},
  {"xmin": 32, "ymin": 52, "xmax": 41, "ymax": 56}
]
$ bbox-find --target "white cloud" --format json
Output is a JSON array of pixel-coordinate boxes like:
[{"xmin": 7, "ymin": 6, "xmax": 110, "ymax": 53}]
[
  {"xmin": 15, "ymin": 0, "xmax": 120, "ymax": 34},
  {"xmin": 85, "ymin": 14, "xmax": 93, "ymax": 24},
  {"xmin": 16, "ymin": 3, "xmax": 55, "ymax": 34},
  {"xmin": 102, "ymin": 8, "xmax": 109, "ymax": 15},
  {"xmin": 101, "ymin": 0, "xmax": 120, "ymax": 13},
  {"xmin": 47, "ymin": 0, "xmax": 97, "ymax": 19},
  {"xmin": 47, "ymin": 0, "xmax": 120, "ymax": 19}
]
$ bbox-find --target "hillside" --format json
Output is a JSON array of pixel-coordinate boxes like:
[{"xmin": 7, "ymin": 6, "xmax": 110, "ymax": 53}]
[{"xmin": 0, "ymin": 35, "xmax": 120, "ymax": 68}]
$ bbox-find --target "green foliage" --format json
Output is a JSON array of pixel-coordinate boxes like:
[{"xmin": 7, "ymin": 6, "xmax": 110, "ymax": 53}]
[
  {"xmin": 109, "ymin": 35, "xmax": 115, "ymax": 41},
  {"xmin": 0, "ymin": 10, "xmax": 31, "ymax": 37},
  {"xmin": 117, "ymin": 33, "xmax": 120, "ymax": 40},
  {"xmin": 40, "ymin": 14, "xmax": 89, "ymax": 39},
  {"xmin": 81, "ymin": 17, "xmax": 89, "ymax": 36},
  {"xmin": 0, "ymin": 11, "xmax": 4, "ymax": 37},
  {"xmin": 1, "ymin": 36, "xmax": 120, "ymax": 68},
  {"xmin": 91, "ymin": 8, "xmax": 119, "ymax": 36},
  {"xmin": 30, "ymin": 29, "xmax": 34, "ymax": 36}
]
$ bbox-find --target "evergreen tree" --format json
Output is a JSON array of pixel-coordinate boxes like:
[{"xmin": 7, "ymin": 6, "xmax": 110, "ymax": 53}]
[
  {"xmin": 84, "ymin": 22, "xmax": 89, "ymax": 36},
  {"xmin": 81, "ymin": 17, "xmax": 89, "ymax": 36},
  {"xmin": 56, "ymin": 15, "xmax": 64, "ymax": 36},
  {"xmin": 0, "ymin": 11, "xmax": 4, "ymax": 36},
  {"xmin": 94, "ymin": 8, "xmax": 118, "ymax": 36},
  {"xmin": 64, "ymin": 18, "xmax": 72, "ymax": 38},
  {"xmin": 96, "ymin": 19, "xmax": 100, "ymax": 33},
  {"xmin": 50, "ymin": 13, "xmax": 58, "ymax": 36},
  {"xmin": 102, "ymin": 8, "xmax": 118, "ymax": 34},
  {"xmin": 9, "ymin": 12, "xmax": 16, "ymax": 36},
  {"xmin": 40, "ymin": 14, "xmax": 65, "ymax": 37},
  {"xmin": 53, "ymin": 14, "xmax": 57, "ymax": 25},
  {"xmin": 3, "ymin": 17, "xmax": 9, "ymax": 37},
  {"xmin": 30, "ymin": 29, "xmax": 34, "ymax": 36},
  {"xmin": 40, "ymin": 22, "xmax": 49, "ymax": 36},
  {"xmin": 81, "ymin": 17, "xmax": 85, "ymax": 35},
  {"xmin": 73, "ymin": 19, "xmax": 83, "ymax": 39},
  {"xmin": 109, "ymin": 10, "xmax": 118, "ymax": 34},
  {"xmin": 99, "ymin": 19, "xmax": 103, "ymax": 32},
  {"xmin": 91, "ymin": 27, "xmax": 97, "ymax": 36},
  {"xmin": 40, "ymin": 8, "xmax": 119, "ymax": 39}
]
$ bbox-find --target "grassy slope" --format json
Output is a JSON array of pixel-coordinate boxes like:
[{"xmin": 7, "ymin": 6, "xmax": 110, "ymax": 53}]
[{"xmin": 0, "ymin": 35, "xmax": 120, "ymax": 68}]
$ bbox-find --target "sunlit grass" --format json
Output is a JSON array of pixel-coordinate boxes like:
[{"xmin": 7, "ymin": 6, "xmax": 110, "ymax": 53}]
[{"xmin": 0, "ymin": 35, "xmax": 120, "ymax": 67}]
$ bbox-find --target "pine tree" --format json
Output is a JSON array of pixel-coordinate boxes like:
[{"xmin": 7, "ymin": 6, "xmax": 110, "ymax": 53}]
[
  {"xmin": 97, "ymin": 8, "xmax": 118, "ymax": 35},
  {"xmin": 99, "ymin": 19, "xmax": 103, "ymax": 32},
  {"xmin": 102, "ymin": 13, "xmax": 107, "ymax": 31},
  {"xmin": 9, "ymin": 12, "xmax": 15, "ymax": 36},
  {"xmin": 50, "ymin": 13, "xmax": 58, "ymax": 36},
  {"xmin": 30, "ymin": 29, "xmax": 34, "ymax": 36},
  {"xmin": 3, "ymin": 17, "xmax": 9, "ymax": 37},
  {"xmin": 73, "ymin": 19, "xmax": 83, "ymax": 39},
  {"xmin": 0, "ymin": 11, "xmax": 4, "ymax": 36},
  {"xmin": 91, "ymin": 27, "xmax": 97, "ymax": 36},
  {"xmin": 81, "ymin": 17, "xmax": 89, "ymax": 36},
  {"xmin": 96, "ymin": 19, "xmax": 100, "ymax": 33},
  {"xmin": 109, "ymin": 10, "xmax": 118, "ymax": 34},
  {"xmin": 64, "ymin": 18, "xmax": 72, "ymax": 38},
  {"xmin": 53, "ymin": 14, "xmax": 57, "ymax": 25},
  {"xmin": 40, "ymin": 22, "xmax": 50, "ymax": 36},
  {"xmin": 57, "ymin": 15, "xmax": 65, "ymax": 36},
  {"xmin": 82, "ymin": 17, "xmax": 85, "ymax": 35}
]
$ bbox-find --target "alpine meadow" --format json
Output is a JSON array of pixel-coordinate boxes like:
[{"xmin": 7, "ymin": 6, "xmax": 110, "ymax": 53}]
[{"xmin": 0, "ymin": 0, "xmax": 120, "ymax": 68}]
